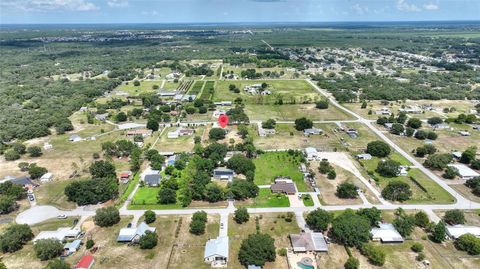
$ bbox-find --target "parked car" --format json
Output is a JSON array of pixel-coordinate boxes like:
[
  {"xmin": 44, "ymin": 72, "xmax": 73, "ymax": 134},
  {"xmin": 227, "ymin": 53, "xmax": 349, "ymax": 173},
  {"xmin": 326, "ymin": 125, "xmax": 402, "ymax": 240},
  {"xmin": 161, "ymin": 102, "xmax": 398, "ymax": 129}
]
[{"xmin": 57, "ymin": 215, "xmax": 67, "ymax": 219}]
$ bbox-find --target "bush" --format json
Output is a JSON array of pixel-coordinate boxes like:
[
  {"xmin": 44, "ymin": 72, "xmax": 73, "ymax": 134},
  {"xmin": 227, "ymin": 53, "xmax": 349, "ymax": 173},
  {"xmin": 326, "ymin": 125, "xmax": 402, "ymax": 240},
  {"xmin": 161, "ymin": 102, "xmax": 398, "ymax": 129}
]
[
  {"xmin": 277, "ymin": 248, "xmax": 287, "ymax": 256},
  {"xmin": 44, "ymin": 259, "xmax": 70, "ymax": 269},
  {"xmin": 190, "ymin": 211, "xmax": 207, "ymax": 235},
  {"xmin": 344, "ymin": 256, "xmax": 360, "ymax": 269},
  {"xmin": 158, "ymin": 186, "xmax": 177, "ymax": 204},
  {"xmin": 27, "ymin": 146, "xmax": 42, "ymax": 157},
  {"xmin": 238, "ymin": 233, "xmax": 276, "ymax": 267},
  {"xmin": 234, "ymin": 207, "xmax": 250, "ymax": 224},
  {"xmin": 416, "ymin": 253, "xmax": 426, "ymax": 261},
  {"xmin": 336, "ymin": 182, "xmax": 358, "ymax": 199},
  {"xmin": 0, "ymin": 224, "xmax": 34, "ymax": 253},
  {"xmin": 33, "ymin": 239, "xmax": 63, "ymax": 260},
  {"xmin": 411, "ymin": 243, "xmax": 424, "ymax": 253},
  {"xmin": 315, "ymin": 99, "xmax": 329, "ymax": 109},
  {"xmin": 414, "ymin": 211, "xmax": 430, "ymax": 228},
  {"xmin": 139, "ymin": 231, "xmax": 158, "ymax": 249},
  {"xmin": 306, "ymin": 209, "xmax": 333, "ymax": 232},
  {"xmin": 327, "ymin": 169, "xmax": 336, "ymax": 179},
  {"xmin": 454, "ymin": 233, "xmax": 480, "ymax": 255},
  {"xmin": 208, "ymin": 128, "xmax": 226, "ymax": 140},
  {"xmin": 443, "ymin": 209, "xmax": 465, "ymax": 225},
  {"xmin": 443, "ymin": 166, "xmax": 459, "ymax": 179},
  {"xmin": 28, "ymin": 164, "xmax": 48, "ymax": 179},
  {"xmin": 423, "ymin": 154, "xmax": 453, "ymax": 170},
  {"xmin": 407, "ymin": 118, "xmax": 422, "ymax": 129},
  {"xmin": 4, "ymin": 150, "xmax": 20, "ymax": 161},
  {"xmin": 144, "ymin": 210, "xmax": 156, "ymax": 224},
  {"xmin": 381, "ymin": 181, "xmax": 412, "ymax": 201},
  {"xmin": 89, "ymin": 160, "xmax": 116, "ymax": 179},
  {"xmin": 94, "ymin": 206, "xmax": 120, "ymax": 227},
  {"xmin": 360, "ymin": 243, "xmax": 386, "ymax": 266},
  {"xmin": 393, "ymin": 214, "xmax": 415, "ymax": 237},
  {"xmin": 366, "ymin": 141, "xmax": 391, "ymax": 157},
  {"xmin": 65, "ymin": 178, "xmax": 118, "ymax": 205},
  {"xmin": 431, "ymin": 221, "xmax": 447, "ymax": 243},
  {"xmin": 86, "ymin": 239, "xmax": 94, "ymax": 249},
  {"xmin": 376, "ymin": 159, "xmax": 401, "ymax": 177}
]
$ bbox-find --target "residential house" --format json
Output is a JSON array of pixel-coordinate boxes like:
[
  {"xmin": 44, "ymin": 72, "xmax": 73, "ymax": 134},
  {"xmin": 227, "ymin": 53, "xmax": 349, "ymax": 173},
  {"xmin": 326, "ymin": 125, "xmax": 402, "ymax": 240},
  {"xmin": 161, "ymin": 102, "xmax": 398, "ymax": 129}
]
[
  {"xmin": 398, "ymin": 166, "xmax": 408, "ymax": 176},
  {"xmin": 384, "ymin": 123, "xmax": 393, "ymax": 130},
  {"xmin": 356, "ymin": 153, "xmax": 372, "ymax": 160},
  {"xmin": 446, "ymin": 225, "xmax": 480, "ymax": 239},
  {"xmin": 167, "ymin": 128, "xmax": 194, "ymax": 139},
  {"xmin": 166, "ymin": 72, "xmax": 181, "ymax": 80},
  {"xmin": 224, "ymin": 151, "xmax": 245, "ymax": 162},
  {"xmin": 213, "ymin": 110, "xmax": 226, "ymax": 118},
  {"xmin": 75, "ymin": 255, "xmax": 94, "ymax": 269},
  {"xmin": 244, "ymin": 84, "xmax": 263, "ymax": 95},
  {"xmin": 95, "ymin": 113, "xmax": 108, "ymax": 122},
  {"xmin": 119, "ymin": 171, "xmax": 132, "ymax": 183},
  {"xmin": 11, "ymin": 176, "xmax": 37, "ymax": 188},
  {"xmin": 40, "ymin": 172, "xmax": 54, "ymax": 183},
  {"xmin": 64, "ymin": 239, "xmax": 82, "ymax": 255},
  {"xmin": 126, "ymin": 129, "xmax": 152, "ymax": 138},
  {"xmin": 213, "ymin": 167, "xmax": 235, "ymax": 181},
  {"xmin": 289, "ymin": 232, "xmax": 329, "ymax": 253},
  {"xmin": 345, "ymin": 128, "xmax": 358, "ymax": 138},
  {"xmin": 451, "ymin": 151, "xmax": 462, "ymax": 160},
  {"xmin": 448, "ymin": 164, "xmax": 480, "ymax": 180},
  {"xmin": 377, "ymin": 107, "xmax": 391, "ymax": 116},
  {"xmin": 258, "ymin": 127, "xmax": 276, "ymax": 137},
  {"xmin": 182, "ymin": 94, "xmax": 197, "ymax": 101},
  {"xmin": 34, "ymin": 227, "xmax": 81, "ymax": 242},
  {"xmin": 371, "ymin": 223, "xmax": 404, "ymax": 243},
  {"xmin": 69, "ymin": 134, "xmax": 82, "ymax": 142},
  {"xmin": 158, "ymin": 91, "xmax": 177, "ymax": 97},
  {"xmin": 204, "ymin": 236, "xmax": 229, "ymax": 267},
  {"xmin": 271, "ymin": 177, "xmax": 297, "ymax": 195},
  {"xmin": 432, "ymin": 123, "xmax": 450, "ymax": 130},
  {"xmin": 304, "ymin": 147, "xmax": 319, "ymax": 161},
  {"xmin": 117, "ymin": 222, "xmax": 156, "ymax": 243},
  {"xmin": 399, "ymin": 105, "xmax": 422, "ymax": 114},
  {"xmin": 144, "ymin": 174, "xmax": 161, "ymax": 187},
  {"xmin": 303, "ymin": 128, "xmax": 322, "ymax": 136}
]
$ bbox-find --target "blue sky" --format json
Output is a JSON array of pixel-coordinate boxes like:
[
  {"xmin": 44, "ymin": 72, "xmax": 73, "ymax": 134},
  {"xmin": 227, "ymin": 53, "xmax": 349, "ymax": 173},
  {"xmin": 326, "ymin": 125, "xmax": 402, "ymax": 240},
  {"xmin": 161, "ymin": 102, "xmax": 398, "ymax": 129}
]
[{"xmin": 0, "ymin": 0, "xmax": 479, "ymax": 24}]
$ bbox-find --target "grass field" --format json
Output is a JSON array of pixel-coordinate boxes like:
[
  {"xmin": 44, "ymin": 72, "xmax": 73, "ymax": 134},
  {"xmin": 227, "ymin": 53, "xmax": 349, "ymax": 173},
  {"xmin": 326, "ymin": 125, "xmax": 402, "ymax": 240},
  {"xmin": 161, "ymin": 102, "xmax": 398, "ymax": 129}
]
[
  {"xmin": 187, "ymin": 80, "xmax": 205, "ymax": 95},
  {"xmin": 213, "ymin": 80, "xmax": 320, "ymax": 104},
  {"xmin": 200, "ymin": 81, "xmax": 215, "ymax": 100},
  {"xmin": 301, "ymin": 194, "xmax": 314, "ymax": 206},
  {"xmin": 244, "ymin": 103, "xmax": 353, "ymax": 121},
  {"xmin": 153, "ymin": 126, "xmax": 205, "ymax": 153},
  {"xmin": 251, "ymin": 123, "xmax": 342, "ymax": 151},
  {"xmin": 34, "ymin": 180, "xmax": 77, "ymax": 210},
  {"xmin": 249, "ymin": 188, "xmax": 290, "ymax": 208},
  {"xmin": 130, "ymin": 186, "xmax": 183, "ymax": 210},
  {"xmin": 253, "ymin": 151, "xmax": 309, "ymax": 191},
  {"xmin": 116, "ymin": 80, "xmax": 162, "ymax": 96},
  {"xmin": 228, "ymin": 213, "xmax": 301, "ymax": 269}
]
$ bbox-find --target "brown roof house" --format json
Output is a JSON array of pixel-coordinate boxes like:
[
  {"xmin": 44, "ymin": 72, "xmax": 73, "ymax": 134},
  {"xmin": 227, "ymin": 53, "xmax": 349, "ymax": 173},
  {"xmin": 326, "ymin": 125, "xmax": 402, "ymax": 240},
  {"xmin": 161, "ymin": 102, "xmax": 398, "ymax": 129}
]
[
  {"xmin": 289, "ymin": 232, "xmax": 328, "ymax": 253},
  {"xmin": 270, "ymin": 177, "xmax": 297, "ymax": 195}
]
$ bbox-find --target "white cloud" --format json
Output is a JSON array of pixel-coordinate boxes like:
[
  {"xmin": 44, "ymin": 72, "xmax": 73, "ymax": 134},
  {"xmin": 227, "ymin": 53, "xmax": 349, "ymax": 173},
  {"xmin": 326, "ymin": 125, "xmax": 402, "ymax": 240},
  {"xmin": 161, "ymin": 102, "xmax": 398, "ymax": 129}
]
[
  {"xmin": 108, "ymin": 0, "xmax": 128, "ymax": 8},
  {"xmin": 423, "ymin": 3, "xmax": 439, "ymax": 10},
  {"xmin": 141, "ymin": 10, "xmax": 158, "ymax": 16},
  {"xmin": 396, "ymin": 0, "xmax": 421, "ymax": 12},
  {"xmin": 0, "ymin": 0, "xmax": 98, "ymax": 11},
  {"xmin": 352, "ymin": 3, "xmax": 368, "ymax": 15}
]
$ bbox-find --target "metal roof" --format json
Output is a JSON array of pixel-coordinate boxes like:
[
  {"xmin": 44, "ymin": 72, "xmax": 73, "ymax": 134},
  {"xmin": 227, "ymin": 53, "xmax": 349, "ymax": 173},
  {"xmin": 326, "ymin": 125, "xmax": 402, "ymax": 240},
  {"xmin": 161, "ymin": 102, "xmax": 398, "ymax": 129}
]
[
  {"xmin": 371, "ymin": 223, "xmax": 404, "ymax": 243},
  {"xmin": 204, "ymin": 236, "xmax": 229, "ymax": 259}
]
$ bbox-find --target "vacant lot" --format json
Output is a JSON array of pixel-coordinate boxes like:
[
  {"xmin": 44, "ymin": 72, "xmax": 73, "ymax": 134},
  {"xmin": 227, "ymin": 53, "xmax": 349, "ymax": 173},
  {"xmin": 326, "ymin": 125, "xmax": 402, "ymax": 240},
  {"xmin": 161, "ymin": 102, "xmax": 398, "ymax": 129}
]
[
  {"xmin": 251, "ymin": 123, "xmax": 342, "ymax": 151},
  {"xmin": 154, "ymin": 126, "xmax": 205, "ymax": 153},
  {"xmin": 253, "ymin": 151, "xmax": 309, "ymax": 192},
  {"xmin": 116, "ymin": 80, "xmax": 162, "ymax": 96},
  {"xmin": 214, "ymin": 80, "xmax": 319, "ymax": 104},
  {"xmin": 244, "ymin": 103, "xmax": 352, "ymax": 121},
  {"xmin": 228, "ymin": 213, "xmax": 301, "ymax": 269},
  {"xmin": 236, "ymin": 188, "xmax": 290, "ymax": 208}
]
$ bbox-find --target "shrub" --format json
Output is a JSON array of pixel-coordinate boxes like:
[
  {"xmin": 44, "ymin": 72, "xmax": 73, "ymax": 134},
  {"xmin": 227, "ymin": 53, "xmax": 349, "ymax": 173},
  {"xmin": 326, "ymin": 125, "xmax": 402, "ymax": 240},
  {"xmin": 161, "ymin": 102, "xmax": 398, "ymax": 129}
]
[
  {"xmin": 327, "ymin": 169, "xmax": 336, "ymax": 179},
  {"xmin": 0, "ymin": 224, "xmax": 34, "ymax": 253},
  {"xmin": 94, "ymin": 206, "xmax": 120, "ymax": 227},
  {"xmin": 331, "ymin": 210, "xmax": 370, "ymax": 247},
  {"xmin": 139, "ymin": 231, "xmax": 158, "ymax": 249},
  {"xmin": 360, "ymin": 243, "xmax": 386, "ymax": 266},
  {"xmin": 443, "ymin": 166, "xmax": 459, "ymax": 179},
  {"xmin": 315, "ymin": 99, "xmax": 329, "ymax": 109},
  {"xmin": 27, "ymin": 146, "xmax": 42, "ymax": 157},
  {"xmin": 454, "ymin": 233, "xmax": 480, "ymax": 255},
  {"xmin": 208, "ymin": 128, "xmax": 226, "ymax": 140},
  {"xmin": 416, "ymin": 253, "xmax": 426, "ymax": 261},
  {"xmin": 144, "ymin": 210, "xmax": 156, "ymax": 224},
  {"xmin": 306, "ymin": 209, "xmax": 333, "ymax": 232},
  {"xmin": 414, "ymin": 211, "xmax": 430, "ymax": 228},
  {"xmin": 443, "ymin": 209, "xmax": 465, "ymax": 225},
  {"xmin": 294, "ymin": 117, "xmax": 313, "ymax": 131},
  {"xmin": 376, "ymin": 159, "xmax": 401, "ymax": 177},
  {"xmin": 366, "ymin": 141, "xmax": 391, "ymax": 157},
  {"xmin": 411, "ymin": 243, "xmax": 424, "ymax": 253},
  {"xmin": 44, "ymin": 259, "xmax": 70, "ymax": 269},
  {"xmin": 4, "ymin": 150, "xmax": 20, "ymax": 161},
  {"xmin": 277, "ymin": 248, "xmax": 287, "ymax": 256},
  {"xmin": 382, "ymin": 181, "xmax": 412, "ymax": 201},
  {"xmin": 344, "ymin": 256, "xmax": 360, "ymax": 269},
  {"xmin": 33, "ymin": 239, "xmax": 63, "ymax": 260},
  {"xmin": 234, "ymin": 207, "xmax": 250, "ymax": 224},
  {"xmin": 336, "ymin": 182, "xmax": 358, "ymax": 199},
  {"xmin": 86, "ymin": 239, "xmax": 94, "ymax": 249},
  {"xmin": 238, "ymin": 233, "xmax": 276, "ymax": 267}
]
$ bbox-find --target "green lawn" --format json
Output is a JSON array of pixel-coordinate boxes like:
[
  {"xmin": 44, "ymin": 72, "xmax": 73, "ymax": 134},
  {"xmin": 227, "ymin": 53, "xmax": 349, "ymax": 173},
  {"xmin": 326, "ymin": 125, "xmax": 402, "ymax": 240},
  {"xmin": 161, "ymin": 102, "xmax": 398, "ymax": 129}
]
[
  {"xmin": 213, "ymin": 79, "xmax": 320, "ymax": 104},
  {"xmin": 301, "ymin": 194, "xmax": 314, "ymax": 206},
  {"xmin": 244, "ymin": 103, "xmax": 353, "ymax": 121},
  {"xmin": 187, "ymin": 80, "xmax": 205, "ymax": 95},
  {"xmin": 116, "ymin": 80, "xmax": 161, "ymax": 95},
  {"xmin": 253, "ymin": 151, "xmax": 309, "ymax": 191},
  {"xmin": 118, "ymin": 173, "xmax": 140, "ymax": 205},
  {"xmin": 249, "ymin": 188, "xmax": 290, "ymax": 208}
]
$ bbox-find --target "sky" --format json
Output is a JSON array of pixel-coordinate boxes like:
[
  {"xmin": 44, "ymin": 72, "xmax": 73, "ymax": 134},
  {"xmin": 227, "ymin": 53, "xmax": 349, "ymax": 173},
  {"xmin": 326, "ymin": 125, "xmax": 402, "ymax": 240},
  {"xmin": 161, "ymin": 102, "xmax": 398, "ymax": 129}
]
[{"xmin": 0, "ymin": 0, "xmax": 479, "ymax": 24}]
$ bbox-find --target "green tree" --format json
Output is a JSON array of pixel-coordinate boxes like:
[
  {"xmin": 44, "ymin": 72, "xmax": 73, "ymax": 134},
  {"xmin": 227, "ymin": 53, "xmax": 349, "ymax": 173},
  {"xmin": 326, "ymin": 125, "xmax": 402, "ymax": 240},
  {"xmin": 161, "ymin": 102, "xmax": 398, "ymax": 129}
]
[
  {"xmin": 12, "ymin": 143, "xmax": 26, "ymax": 154},
  {"xmin": 294, "ymin": 117, "xmax": 313, "ymax": 131},
  {"xmin": 336, "ymin": 182, "xmax": 358, "ymax": 199},
  {"xmin": 189, "ymin": 219, "xmax": 206, "ymax": 235},
  {"xmin": 144, "ymin": 210, "xmax": 156, "ymax": 224},
  {"xmin": 0, "ymin": 224, "xmax": 34, "ymax": 253},
  {"xmin": 427, "ymin": 117, "xmax": 443, "ymax": 126},
  {"xmin": 33, "ymin": 239, "xmax": 63, "ymax": 260},
  {"xmin": 205, "ymin": 183, "xmax": 224, "ymax": 202},
  {"xmin": 0, "ymin": 181, "xmax": 26, "ymax": 200},
  {"xmin": 0, "ymin": 196, "xmax": 17, "ymax": 214},
  {"xmin": 454, "ymin": 233, "xmax": 480, "ymax": 255},
  {"xmin": 27, "ymin": 146, "xmax": 42, "ymax": 157},
  {"xmin": 393, "ymin": 214, "xmax": 415, "ymax": 237},
  {"xmin": 306, "ymin": 208, "xmax": 333, "ymax": 232},
  {"xmin": 158, "ymin": 187, "xmax": 177, "ymax": 204},
  {"xmin": 86, "ymin": 239, "xmax": 94, "ymax": 249},
  {"xmin": 28, "ymin": 164, "xmax": 48, "ymax": 179},
  {"xmin": 146, "ymin": 118, "xmax": 159, "ymax": 131},
  {"xmin": 443, "ymin": 209, "xmax": 465, "ymax": 225},
  {"xmin": 44, "ymin": 259, "xmax": 70, "ymax": 269},
  {"xmin": 411, "ymin": 243, "xmax": 424, "ymax": 253},
  {"xmin": 460, "ymin": 147, "xmax": 477, "ymax": 164},
  {"xmin": 366, "ymin": 141, "xmax": 391, "ymax": 157},
  {"xmin": 227, "ymin": 154, "xmax": 255, "ymax": 175},
  {"xmin": 381, "ymin": 181, "xmax": 412, "ymax": 202},
  {"xmin": 234, "ymin": 207, "xmax": 250, "ymax": 224},
  {"xmin": 327, "ymin": 169, "xmax": 337, "ymax": 179},
  {"xmin": 407, "ymin": 118, "xmax": 422, "ymax": 129},
  {"xmin": 89, "ymin": 160, "xmax": 116, "ymax": 178},
  {"xmin": 360, "ymin": 243, "xmax": 386, "ymax": 266},
  {"xmin": 414, "ymin": 211, "xmax": 430, "ymax": 228},
  {"xmin": 431, "ymin": 221, "xmax": 446, "ymax": 243},
  {"xmin": 261, "ymin": 119, "xmax": 276, "ymax": 129},
  {"xmin": 4, "ymin": 150, "xmax": 20, "ymax": 161},
  {"xmin": 443, "ymin": 166, "xmax": 459, "ymax": 179},
  {"xmin": 376, "ymin": 160, "xmax": 401, "ymax": 177},
  {"xmin": 390, "ymin": 123, "xmax": 405, "ymax": 135},
  {"xmin": 139, "ymin": 231, "xmax": 158, "ymax": 249},
  {"xmin": 330, "ymin": 210, "xmax": 371, "ymax": 247},
  {"xmin": 238, "ymin": 233, "xmax": 276, "ymax": 267},
  {"xmin": 116, "ymin": 112, "xmax": 127, "ymax": 122},
  {"xmin": 424, "ymin": 154, "xmax": 453, "ymax": 170},
  {"xmin": 315, "ymin": 99, "xmax": 329, "ymax": 109},
  {"xmin": 94, "ymin": 206, "xmax": 120, "ymax": 227},
  {"xmin": 209, "ymin": 128, "xmax": 226, "ymax": 140},
  {"xmin": 356, "ymin": 207, "xmax": 382, "ymax": 227},
  {"xmin": 344, "ymin": 256, "xmax": 360, "ymax": 269}
]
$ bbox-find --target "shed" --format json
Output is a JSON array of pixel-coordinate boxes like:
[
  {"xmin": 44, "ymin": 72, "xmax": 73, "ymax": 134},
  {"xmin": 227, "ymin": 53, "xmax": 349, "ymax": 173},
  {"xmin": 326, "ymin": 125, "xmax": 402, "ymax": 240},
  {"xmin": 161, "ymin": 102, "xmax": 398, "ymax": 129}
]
[
  {"xmin": 446, "ymin": 225, "xmax": 480, "ymax": 239},
  {"xmin": 117, "ymin": 222, "xmax": 156, "ymax": 242},
  {"xmin": 69, "ymin": 134, "xmax": 82, "ymax": 142},
  {"xmin": 371, "ymin": 223, "xmax": 404, "ymax": 243},
  {"xmin": 304, "ymin": 147, "xmax": 319, "ymax": 161},
  {"xmin": 40, "ymin": 172, "xmax": 54, "ymax": 183},
  {"xmin": 64, "ymin": 239, "xmax": 82, "ymax": 255},
  {"xmin": 75, "ymin": 255, "xmax": 94, "ymax": 269},
  {"xmin": 356, "ymin": 153, "xmax": 372, "ymax": 160}
]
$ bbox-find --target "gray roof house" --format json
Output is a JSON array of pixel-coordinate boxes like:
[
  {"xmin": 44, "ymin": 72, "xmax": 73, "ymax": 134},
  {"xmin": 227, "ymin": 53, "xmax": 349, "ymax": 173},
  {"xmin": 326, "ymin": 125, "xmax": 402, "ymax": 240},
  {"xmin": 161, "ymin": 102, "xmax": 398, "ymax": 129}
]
[
  {"xmin": 303, "ymin": 128, "xmax": 322, "ymax": 136},
  {"xmin": 204, "ymin": 236, "xmax": 229, "ymax": 267},
  {"xmin": 11, "ymin": 176, "xmax": 37, "ymax": 187},
  {"xmin": 213, "ymin": 167, "xmax": 235, "ymax": 181},
  {"xmin": 117, "ymin": 222, "xmax": 156, "ymax": 242},
  {"xmin": 289, "ymin": 232, "xmax": 328, "ymax": 253},
  {"xmin": 144, "ymin": 174, "xmax": 161, "ymax": 187},
  {"xmin": 64, "ymin": 239, "xmax": 82, "ymax": 255}
]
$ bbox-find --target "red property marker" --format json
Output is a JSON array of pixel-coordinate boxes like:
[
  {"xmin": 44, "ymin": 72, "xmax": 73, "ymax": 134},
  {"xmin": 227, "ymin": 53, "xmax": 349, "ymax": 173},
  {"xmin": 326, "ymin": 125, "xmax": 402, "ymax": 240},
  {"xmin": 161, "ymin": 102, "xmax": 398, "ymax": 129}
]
[{"xmin": 218, "ymin": 114, "xmax": 229, "ymax": 128}]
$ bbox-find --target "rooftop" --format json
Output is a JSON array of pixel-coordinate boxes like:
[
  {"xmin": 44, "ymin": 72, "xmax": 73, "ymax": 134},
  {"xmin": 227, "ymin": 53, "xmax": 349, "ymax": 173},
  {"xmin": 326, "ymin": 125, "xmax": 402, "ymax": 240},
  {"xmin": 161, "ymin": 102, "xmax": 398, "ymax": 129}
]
[
  {"xmin": 290, "ymin": 232, "xmax": 328, "ymax": 252},
  {"xmin": 371, "ymin": 223, "xmax": 404, "ymax": 243},
  {"xmin": 204, "ymin": 236, "xmax": 229, "ymax": 259}
]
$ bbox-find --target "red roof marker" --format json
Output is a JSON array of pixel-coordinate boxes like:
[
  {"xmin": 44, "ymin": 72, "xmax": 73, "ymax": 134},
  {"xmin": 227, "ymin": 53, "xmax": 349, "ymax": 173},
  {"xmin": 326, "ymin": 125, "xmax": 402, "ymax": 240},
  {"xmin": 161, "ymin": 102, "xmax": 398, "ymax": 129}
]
[{"xmin": 218, "ymin": 114, "xmax": 229, "ymax": 128}]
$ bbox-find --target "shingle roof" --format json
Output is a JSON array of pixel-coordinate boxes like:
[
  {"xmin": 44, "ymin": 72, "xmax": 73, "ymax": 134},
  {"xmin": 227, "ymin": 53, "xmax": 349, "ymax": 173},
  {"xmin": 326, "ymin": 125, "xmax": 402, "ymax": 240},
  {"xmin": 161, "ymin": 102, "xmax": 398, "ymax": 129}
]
[
  {"xmin": 271, "ymin": 181, "xmax": 296, "ymax": 194},
  {"xmin": 290, "ymin": 232, "xmax": 328, "ymax": 252},
  {"xmin": 144, "ymin": 174, "xmax": 161, "ymax": 186}
]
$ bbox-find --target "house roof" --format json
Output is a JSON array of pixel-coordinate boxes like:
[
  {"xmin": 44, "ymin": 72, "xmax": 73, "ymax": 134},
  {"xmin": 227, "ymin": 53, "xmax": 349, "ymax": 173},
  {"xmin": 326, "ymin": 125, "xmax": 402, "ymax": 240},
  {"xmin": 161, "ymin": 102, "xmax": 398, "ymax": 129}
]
[
  {"xmin": 213, "ymin": 167, "xmax": 235, "ymax": 176},
  {"xmin": 75, "ymin": 255, "xmax": 94, "ymax": 269},
  {"xmin": 371, "ymin": 223, "xmax": 404, "ymax": 243},
  {"xmin": 271, "ymin": 181, "xmax": 296, "ymax": 194},
  {"xmin": 448, "ymin": 164, "xmax": 479, "ymax": 178},
  {"xmin": 40, "ymin": 172, "xmax": 53, "ymax": 180},
  {"xmin": 446, "ymin": 225, "xmax": 480, "ymax": 239},
  {"xmin": 144, "ymin": 174, "xmax": 161, "ymax": 185},
  {"xmin": 11, "ymin": 176, "xmax": 35, "ymax": 186},
  {"xmin": 247, "ymin": 265, "xmax": 262, "ymax": 269},
  {"xmin": 117, "ymin": 222, "xmax": 156, "ymax": 242},
  {"xmin": 64, "ymin": 239, "xmax": 82, "ymax": 250},
  {"xmin": 290, "ymin": 232, "xmax": 328, "ymax": 252},
  {"xmin": 34, "ymin": 227, "xmax": 81, "ymax": 242},
  {"xmin": 204, "ymin": 236, "xmax": 229, "ymax": 259},
  {"xmin": 305, "ymin": 147, "xmax": 318, "ymax": 154},
  {"xmin": 304, "ymin": 128, "xmax": 322, "ymax": 134}
]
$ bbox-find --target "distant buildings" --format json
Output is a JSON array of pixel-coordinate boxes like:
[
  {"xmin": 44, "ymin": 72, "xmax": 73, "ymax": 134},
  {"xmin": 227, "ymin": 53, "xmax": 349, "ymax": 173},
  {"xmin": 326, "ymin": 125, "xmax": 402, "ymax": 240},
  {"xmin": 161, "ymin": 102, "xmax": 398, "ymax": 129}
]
[
  {"xmin": 356, "ymin": 153, "xmax": 372, "ymax": 160},
  {"xmin": 69, "ymin": 134, "xmax": 82, "ymax": 142},
  {"xmin": 448, "ymin": 164, "xmax": 480, "ymax": 180},
  {"xmin": 167, "ymin": 127, "xmax": 194, "ymax": 139},
  {"xmin": 126, "ymin": 129, "xmax": 152, "ymax": 138},
  {"xmin": 34, "ymin": 227, "xmax": 81, "ymax": 242},
  {"xmin": 144, "ymin": 174, "xmax": 161, "ymax": 187}
]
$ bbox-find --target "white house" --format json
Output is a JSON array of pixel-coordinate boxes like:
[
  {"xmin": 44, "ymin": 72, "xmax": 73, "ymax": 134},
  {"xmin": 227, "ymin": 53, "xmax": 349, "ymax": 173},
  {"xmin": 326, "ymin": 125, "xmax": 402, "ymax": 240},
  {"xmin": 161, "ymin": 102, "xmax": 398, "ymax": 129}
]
[
  {"xmin": 398, "ymin": 166, "xmax": 408, "ymax": 176},
  {"xmin": 34, "ymin": 228, "xmax": 81, "ymax": 242},
  {"xmin": 117, "ymin": 222, "xmax": 156, "ymax": 243},
  {"xmin": 371, "ymin": 223, "xmax": 404, "ymax": 243},
  {"xmin": 303, "ymin": 128, "xmax": 322, "ymax": 136},
  {"xmin": 305, "ymin": 147, "xmax": 319, "ymax": 161},
  {"xmin": 69, "ymin": 134, "xmax": 82, "ymax": 142},
  {"xmin": 459, "ymin": 131, "xmax": 471, "ymax": 136},
  {"xmin": 446, "ymin": 225, "xmax": 480, "ymax": 239},
  {"xmin": 448, "ymin": 164, "xmax": 480, "ymax": 180},
  {"xmin": 204, "ymin": 236, "xmax": 229, "ymax": 267},
  {"xmin": 356, "ymin": 153, "xmax": 372, "ymax": 160},
  {"xmin": 40, "ymin": 172, "xmax": 53, "ymax": 183}
]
